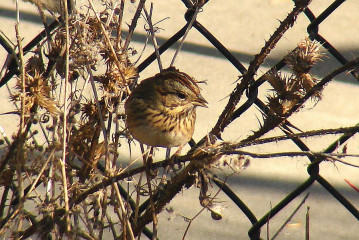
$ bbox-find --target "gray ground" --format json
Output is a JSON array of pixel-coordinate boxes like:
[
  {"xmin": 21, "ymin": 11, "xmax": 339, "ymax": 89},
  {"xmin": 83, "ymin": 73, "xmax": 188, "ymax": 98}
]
[{"xmin": 1, "ymin": 0, "xmax": 359, "ymax": 239}]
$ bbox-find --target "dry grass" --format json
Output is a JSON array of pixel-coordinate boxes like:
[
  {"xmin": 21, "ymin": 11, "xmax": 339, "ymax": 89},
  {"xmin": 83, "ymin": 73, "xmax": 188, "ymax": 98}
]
[{"xmin": 0, "ymin": 0, "xmax": 358, "ymax": 239}]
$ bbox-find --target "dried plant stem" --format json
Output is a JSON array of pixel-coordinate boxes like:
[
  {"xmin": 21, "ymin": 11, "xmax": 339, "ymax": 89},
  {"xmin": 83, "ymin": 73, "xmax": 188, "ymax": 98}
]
[
  {"xmin": 182, "ymin": 207, "xmax": 206, "ymax": 240},
  {"xmin": 170, "ymin": 7, "xmax": 199, "ymax": 67},
  {"xmin": 140, "ymin": 144, "xmax": 158, "ymax": 240},
  {"xmin": 61, "ymin": 0, "xmax": 71, "ymax": 234},
  {"xmin": 116, "ymin": 0, "xmax": 125, "ymax": 47},
  {"xmin": 270, "ymin": 193, "xmax": 310, "ymax": 240},
  {"xmin": 224, "ymin": 150, "xmax": 359, "ymax": 160},
  {"xmin": 123, "ymin": 0, "xmax": 146, "ymax": 51},
  {"xmin": 0, "ymin": 149, "xmax": 55, "ymax": 235},
  {"xmin": 306, "ymin": 206, "xmax": 310, "ymax": 240},
  {"xmin": 106, "ymin": 212, "xmax": 117, "ymax": 239},
  {"xmin": 105, "ymin": 0, "xmax": 119, "ymax": 26},
  {"xmin": 143, "ymin": 4, "xmax": 163, "ymax": 71},
  {"xmin": 112, "ymin": 105, "xmax": 121, "ymax": 166},
  {"xmin": 237, "ymin": 125, "xmax": 359, "ymax": 148},
  {"xmin": 87, "ymin": 65, "xmax": 110, "ymax": 171},
  {"xmin": 81, "ymin": 203, "xmax": 95, "ymax": 237},
  {"xmin": 134, "ymin": 172, "xmax": 144, "ymax": 224},
  {"xmin": 0, "ymin": 125, "xmax": 10, "ymax": 146},
  {"xmin": 112, "ymin": 183, "xmax": 135, "ymax": 240},
  {"xmin": 72, "ymin": 143, "xmax": 359, "ymax": 206},
  {"xmin": 182, "ymin": 177, "xmax": 225, "ymax": 240},
  {"xmin": 130, "ymin": 156, "xmax": 214, "ymax": 237},
  {"xmin": 15, "ymin": 1, "xmax": 25, "ymax": 134},
  {"xmin": 14, "ymin": 1, "xmax": 26, "ymax": 233},
  {"xmin": 228, "ymin": 150, "xmax": 359, "ymax": 168},
  {"xmin": 97, "ymin": 190, "xmax": 108, "ymax": 239},
  {"xmin": 0, "ymin": 186, "xmax": 10, "ymax": 219}
]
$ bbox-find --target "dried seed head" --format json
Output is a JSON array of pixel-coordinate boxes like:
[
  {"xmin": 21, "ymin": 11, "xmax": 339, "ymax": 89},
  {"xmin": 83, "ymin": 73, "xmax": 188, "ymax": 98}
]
[
  {"xmin": 264, "ymin": 39, "xmax": 323, "ymax": 117},
  {"xmin": 265, "ymin": 71, "xmax": 302, "ymax": 95},
  {"xmin": 102, "ymin": 64, "xmax": 138, "ymax": 90},
  {"xmin": 214, "ymin": 154, "xmax": 250, "ymax": 172},
  {"xmin": 50, "ymin": 15, "xmax": 105, "ymax": 81},
  {"xmin": 265, "ymin": 71, "xmax": 287, "ymax": 94},
  {"xmin": 285, "ymin": 38, "xmax": 323, "ymax": 76},
  {"xmin": 267, "ymin": 94, "xmax": 301, "ymax": 116},
  {"xmin": 299, "ymin": 73, "xmax": 321, "ymax": 100},
  {"xmin": 199, "ymin": 195, "xmax": 226, "ymax": 221},
  {"xmin": 26, "ymin": 55, "xmax": 45, "ymax": 77},
  {"xmin": 265, "ymin": 71, "xmax": 303, "ymax": 116},
  {"xmin": 11, "ymin": 73, "xmax": 60, "ymax": 116},
  {"xmin": 81, "ymin": 101, "xmax": 98, "ymax": 122},
  {"xmin": 96, "ymin": 64, "xmax": 138, "ymax": 111}
]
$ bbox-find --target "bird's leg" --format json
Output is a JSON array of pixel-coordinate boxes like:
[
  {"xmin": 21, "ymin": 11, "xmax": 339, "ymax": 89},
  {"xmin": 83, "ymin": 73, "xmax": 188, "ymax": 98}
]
[
  {"xmin": 140, "ymin": 144, "xmax": 156, "ymax": 177},
  {"xmin": 161, "ymin": 148, "xmax": 172, "ymax": 184},
  {"xmin": 160, "ymin": 145, "xmax": 183, "ymax": 184},
  {"xmin": 166, "ymin": 147, "xmax": 171, "ymax": 161},
  {"xmin": 147, "ymin": 146, "xmax": 154, "ymax": 166},
  {"xmin": 171, "ymin": 145, "xmax": 183, "ymax": 169},
  {"xmin": 164, "ymin": 145, "xmax": 184, "ymax": 180}
]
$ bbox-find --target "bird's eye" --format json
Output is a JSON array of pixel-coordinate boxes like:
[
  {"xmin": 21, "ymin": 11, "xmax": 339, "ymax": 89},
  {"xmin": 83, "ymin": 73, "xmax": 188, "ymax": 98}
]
[{"xmin": 177, "ymin": 92, "xmax": 186, "ymax": 99}]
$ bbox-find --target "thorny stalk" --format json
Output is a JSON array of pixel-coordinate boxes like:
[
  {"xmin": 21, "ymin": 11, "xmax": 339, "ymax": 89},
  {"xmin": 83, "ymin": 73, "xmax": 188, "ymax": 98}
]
[
  {"xmin": 14, "ymin": 132, "xmax": 359, "ymax": 238},
  {"xmin": 210, "ymin": 0, "xmax": 312, "ymax": 139},
  {"xmin": 223, "ymin": 150, "xmax": 359, "ymax": 168},
  {"xmin": 237, "ymin": 125, "xmax": 359, "ymax": 148},
  {"xmin": 69, "ymin": 137, "xmax": 359, "ymax": 208}
]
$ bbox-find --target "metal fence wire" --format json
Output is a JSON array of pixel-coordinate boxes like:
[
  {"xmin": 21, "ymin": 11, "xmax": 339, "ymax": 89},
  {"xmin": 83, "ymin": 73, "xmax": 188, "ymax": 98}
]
[{"xmin": 0, "ymin": 0, "xmax": 359, "ymax": 239}]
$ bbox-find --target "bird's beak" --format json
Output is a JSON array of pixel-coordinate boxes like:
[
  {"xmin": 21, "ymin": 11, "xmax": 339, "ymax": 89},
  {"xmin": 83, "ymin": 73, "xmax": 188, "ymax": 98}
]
[{"xmin": 193, "ymin": 94, "xmax": 208, "ymax": 108}]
